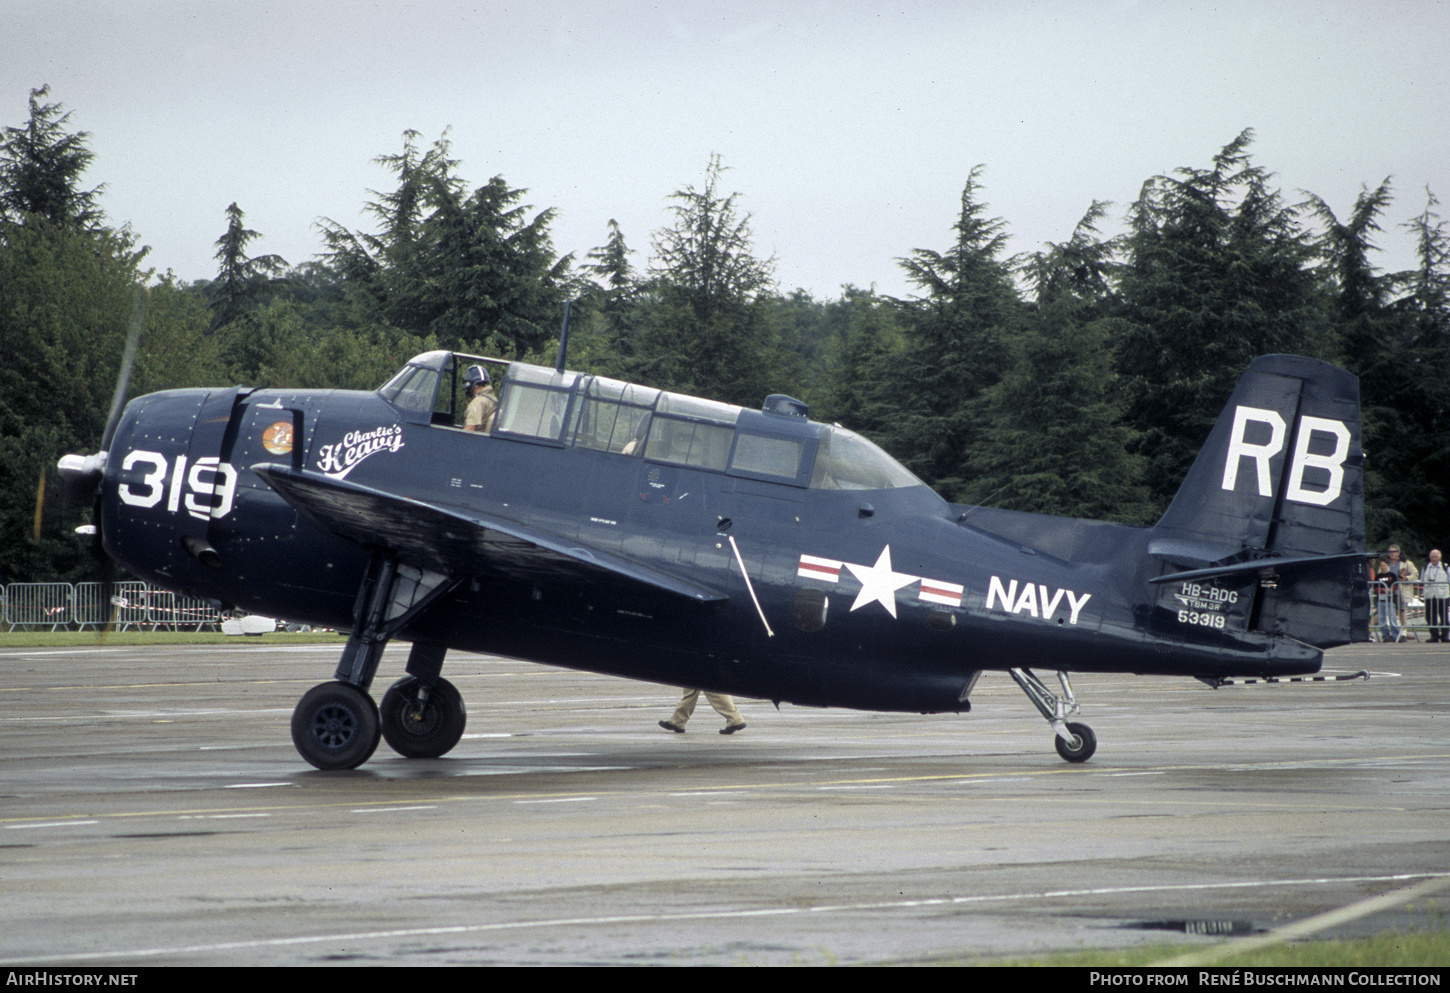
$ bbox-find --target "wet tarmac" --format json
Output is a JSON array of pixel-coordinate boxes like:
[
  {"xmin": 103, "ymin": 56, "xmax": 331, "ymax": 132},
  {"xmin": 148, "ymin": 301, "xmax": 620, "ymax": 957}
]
[{"xmin": 1, "ymin": 639, "xmax": 1446, "ymax": 965}]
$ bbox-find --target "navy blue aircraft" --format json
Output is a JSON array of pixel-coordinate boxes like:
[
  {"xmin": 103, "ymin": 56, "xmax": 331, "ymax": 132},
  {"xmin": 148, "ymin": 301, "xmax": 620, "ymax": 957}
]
[{"xmin": 60, "ymin": 348, "xmax": 1367, "ymax": 769}]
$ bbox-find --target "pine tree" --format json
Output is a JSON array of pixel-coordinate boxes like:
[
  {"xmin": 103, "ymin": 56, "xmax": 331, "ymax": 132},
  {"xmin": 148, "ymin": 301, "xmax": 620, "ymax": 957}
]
[
  {"xmin": 576, "ymin": 219, "xmax": 646, "ymax": 371},
  {"xmin": 641, "ymin": 154, "xmax": 778, "ymax": 405},
  {"xmin": 892, "ymin": 167, "xmax": 1024, "ymax": 500},
  {"xmin": 585, "ymin": 218, "xmax": 634, "ymax": 293},
  {"xmin": 1367, "ymin": 190, "xmax": 1450, "ymax": 550},
  {"xmin": 1306, "ymin": 180, "xmax": 1395, "ymax": 326},
  {"xmin": 0, "ymin": 88, "xmax": 150, "ymax": 580},
  {"xmin": 0, "ymin": 86, "xmax": 102, "ymax": 228},
  {"xmin": 424, "ymin": 173, "xmax": 573, "ymax": 355},
  {"xmin": 208, "ymin": 201, "xmax": 288, "ymax": 331},
  {"xmin": 1395, "ymin": 190, "xmax": 1450, "ymax": 350},
  {"xmin": 319, "ymin": 131, "xmax": 572, "ymax": 357},
  {"xmin": 969, "ymin": 205, "xmax": 1150, "ymax": 521},
  {"xmin": 1115, "ymin": 131, "xmax": 1322, "ymax": 513},
  {"xmin": 1305, "ymin": 179, "xmax": 1404, "ymax": 542},
  {"xmin": 819, "ymin": 287, "xmax": 907, "ymax": 441}
]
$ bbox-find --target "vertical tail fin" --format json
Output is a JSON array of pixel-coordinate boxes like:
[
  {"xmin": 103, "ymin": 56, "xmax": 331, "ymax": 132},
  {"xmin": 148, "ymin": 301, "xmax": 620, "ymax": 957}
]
[{"xmin": 1151, "ymin": 355, "xmax": 1367, "ymax": 646}]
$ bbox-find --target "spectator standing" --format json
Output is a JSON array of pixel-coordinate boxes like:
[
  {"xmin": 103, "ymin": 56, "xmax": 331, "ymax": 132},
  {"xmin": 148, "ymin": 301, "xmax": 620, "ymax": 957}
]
[{"xmin": 1422, "ymin": 549, "xmax": 1449, "ymax": 644}]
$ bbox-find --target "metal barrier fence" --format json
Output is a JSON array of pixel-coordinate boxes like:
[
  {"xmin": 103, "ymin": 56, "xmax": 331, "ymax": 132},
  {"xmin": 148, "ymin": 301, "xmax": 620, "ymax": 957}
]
[
  {"xmin": 4, "ymin": 581, "xmax": 223, "ymax": 632},
  {"xmin": 1, "ymin": 582, "xmax": 72, "ymax": 631},
  {"xmin": 140, "ymin": 588, "xmax": 222, "ymax": 631}
]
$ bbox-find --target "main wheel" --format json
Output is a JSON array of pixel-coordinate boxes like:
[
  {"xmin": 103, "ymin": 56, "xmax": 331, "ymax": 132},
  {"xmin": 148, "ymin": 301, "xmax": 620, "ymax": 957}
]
[
  {"xmin": 1054, "ymin": 721, "xmax": 1097, "ymax": 763},
  {"xmin": 380, "ymin": 676, "xmax": 467, "ymax": 758},
  {"xmin": 292, "ymin": 682, "xmax": 381, "ymax": 770}
]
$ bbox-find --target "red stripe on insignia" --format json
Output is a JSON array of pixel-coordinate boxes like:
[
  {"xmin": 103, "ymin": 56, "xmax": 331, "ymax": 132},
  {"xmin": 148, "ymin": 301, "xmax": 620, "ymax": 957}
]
[
  {"xmin": 919, "ymin": 578, "xmax": 963, "ymax": 606},
  {"xmin": 798, "ymin": 554, "xmax": 842, "ymax": 582}
]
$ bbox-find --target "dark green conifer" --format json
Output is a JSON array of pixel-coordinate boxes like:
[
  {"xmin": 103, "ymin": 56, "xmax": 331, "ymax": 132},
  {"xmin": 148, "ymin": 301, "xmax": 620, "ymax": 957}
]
[
  {"xmin": 892, "ymin": 167, "xmax": 1024, "ymax": 500},
  {"xmin": 1115, "ymin": 131, "xmax": 1321, "ymax": 513}
]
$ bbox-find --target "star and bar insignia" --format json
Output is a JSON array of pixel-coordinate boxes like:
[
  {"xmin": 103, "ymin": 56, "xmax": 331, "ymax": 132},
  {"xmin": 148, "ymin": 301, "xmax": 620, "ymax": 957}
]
[{"xmin": 797, "ymin": 545, "xmax": 963, "ymax": 618}]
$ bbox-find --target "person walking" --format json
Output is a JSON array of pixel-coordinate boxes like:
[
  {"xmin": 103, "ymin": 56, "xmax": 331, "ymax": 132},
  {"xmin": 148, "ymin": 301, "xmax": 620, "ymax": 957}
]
[{"xmin": 659, "ymin": 688, "xmax": 746, "ymax": 735}]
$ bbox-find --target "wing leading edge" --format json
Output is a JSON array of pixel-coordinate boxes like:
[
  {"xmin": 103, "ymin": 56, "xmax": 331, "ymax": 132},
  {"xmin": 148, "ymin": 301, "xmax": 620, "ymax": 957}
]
[{"xmin": 251, "ymin": 463, "xmax": 728, "ymax": 604}]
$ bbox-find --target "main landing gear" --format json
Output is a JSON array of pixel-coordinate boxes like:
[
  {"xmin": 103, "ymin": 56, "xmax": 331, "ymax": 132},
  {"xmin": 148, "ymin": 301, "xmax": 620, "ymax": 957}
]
[
  {"xmin": 1009, "ymin": 667, "xmax": 1097, "ymax": 763},
  {"xmin": 291, "ymin": 672, "xmax": 469, "ymax": 770},
  {"xmin": 291, "ymin": 552, "xmax": 465, "ymax": 770}
]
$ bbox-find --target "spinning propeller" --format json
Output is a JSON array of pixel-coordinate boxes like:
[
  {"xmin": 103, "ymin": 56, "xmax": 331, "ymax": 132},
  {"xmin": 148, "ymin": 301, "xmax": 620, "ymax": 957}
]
[{"xmin": 51, "ymin": 286, "xmax": 147, "ymax": 627}]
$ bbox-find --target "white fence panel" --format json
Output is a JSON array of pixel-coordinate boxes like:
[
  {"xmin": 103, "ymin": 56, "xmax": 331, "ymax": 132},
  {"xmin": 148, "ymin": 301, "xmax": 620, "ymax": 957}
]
[
  {"xmin": 4, "ymin": 582, "xmax": 73, "ymax": 631},
  {"xmin": 146, "ymin": 590, "xmax": 222, "ymax": 631},
  {"xmin": 3, "ymin": 582, "xmax": 224, "ymax": 632}
]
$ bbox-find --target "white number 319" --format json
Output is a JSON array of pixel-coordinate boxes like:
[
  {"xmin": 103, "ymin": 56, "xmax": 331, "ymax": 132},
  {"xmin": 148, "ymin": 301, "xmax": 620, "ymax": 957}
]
[{"xmin": 118, "ymin": 451, "xmax": 237, "ymax": 521}]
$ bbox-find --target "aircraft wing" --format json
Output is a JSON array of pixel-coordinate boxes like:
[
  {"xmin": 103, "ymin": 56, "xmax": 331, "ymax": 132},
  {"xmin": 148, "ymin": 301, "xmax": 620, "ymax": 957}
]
[{"xmin": 251, "ymin": 463, "xmax": 728, "ymax": 604}]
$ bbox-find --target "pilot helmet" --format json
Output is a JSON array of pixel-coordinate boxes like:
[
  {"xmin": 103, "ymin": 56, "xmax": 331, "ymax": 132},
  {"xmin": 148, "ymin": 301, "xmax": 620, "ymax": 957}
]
[{"xmin": 466, "ymin": 365, "xmax": 490, "ymax": 389}]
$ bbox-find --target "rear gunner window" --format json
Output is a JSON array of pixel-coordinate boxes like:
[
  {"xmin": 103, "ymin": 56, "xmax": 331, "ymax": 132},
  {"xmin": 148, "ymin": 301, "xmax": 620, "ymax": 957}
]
[
  {"xmin": 495, "ymin": 366, "xmax": 578, "ymax": 442},
  {"xmin": 641, "ymin": 392, "xmax": 739, "ymax": 470},
  {"xmin": 644, "ymin": 418, "xmax": 734, "ymax": 470},
  {"xmin": 569, "ymin": 378, "xmax": 659, "ymax": 453},
  {"xmin": 497, "ymin": 384, "xmax": 570, "ymax": 440},
  {"xmin": 731, "ymin": 433, "xmax": 805, "ymax": 479}
]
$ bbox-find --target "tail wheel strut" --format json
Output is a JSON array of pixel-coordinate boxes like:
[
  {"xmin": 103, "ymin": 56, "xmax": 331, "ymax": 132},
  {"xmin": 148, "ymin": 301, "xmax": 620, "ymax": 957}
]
[{"xmin": 1009, "ymin": 667, "xmax": 1097, "ymax": 763}]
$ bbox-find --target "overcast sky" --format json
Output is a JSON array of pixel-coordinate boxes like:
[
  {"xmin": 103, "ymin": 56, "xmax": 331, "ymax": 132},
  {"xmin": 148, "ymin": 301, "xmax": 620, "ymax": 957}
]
[{"xmin": 4, "ymin": 0, "xmax": 1447, "ymax": 300}]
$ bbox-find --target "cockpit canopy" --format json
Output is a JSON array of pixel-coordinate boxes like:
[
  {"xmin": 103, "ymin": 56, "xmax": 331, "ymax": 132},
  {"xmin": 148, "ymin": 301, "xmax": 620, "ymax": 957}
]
[{"xmin": 378, "ymin": 351, "xmax": 922, "ymax": 492}]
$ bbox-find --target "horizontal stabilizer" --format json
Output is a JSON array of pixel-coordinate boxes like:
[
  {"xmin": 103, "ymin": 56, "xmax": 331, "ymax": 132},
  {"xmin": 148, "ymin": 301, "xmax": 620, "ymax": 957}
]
[{"xmin": 1149, "ymin": 551, "xmax": 1368, "ymax": 586}]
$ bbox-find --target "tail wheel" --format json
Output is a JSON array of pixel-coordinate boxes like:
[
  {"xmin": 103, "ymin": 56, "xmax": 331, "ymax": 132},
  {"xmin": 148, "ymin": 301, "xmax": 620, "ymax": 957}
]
[
  {"xmin": 380, "ymin": 676, "xmax": 467, "ymax": 758},
  {"xmin": 292, "ymin": 682, "xmax": 381, "ymax": 770},
  {"xmin": 1054, "ymin": 721, "xmax": 1097, "ymax": 763}
]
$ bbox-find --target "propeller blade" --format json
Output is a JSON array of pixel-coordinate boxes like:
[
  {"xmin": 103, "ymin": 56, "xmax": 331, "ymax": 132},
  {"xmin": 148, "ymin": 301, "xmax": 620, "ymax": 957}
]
[
  {"xmin": 92, "ymin": 286, "xmax": 150, "ymax": 635},
  {"xmin": 101, "ymin": 285, "xmax": 147, "ymax": 452},
  {"xmin": 95, "ymin": 495, "xmax": 118, "ymax": 635},
  {"xmin": 50, "ymin": 284, "xmax": 147, "ymax": 539},
  {"xmin": 34, "ymin": 459, "xmax": 97, "ymax": 541},
  {"xmin": 45, "ymin": 282, "xmax": 149, "ymax": 624},
  {"xmin": 32, "ymin": 467, "xmax": 46, "ymax": 541}
]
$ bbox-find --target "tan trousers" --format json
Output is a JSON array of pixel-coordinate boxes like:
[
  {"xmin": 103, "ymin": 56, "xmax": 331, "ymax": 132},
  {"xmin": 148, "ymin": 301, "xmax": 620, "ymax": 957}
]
[{"xmin": 670, "ymin": 688, "xmax": 743, "ymax": 727}]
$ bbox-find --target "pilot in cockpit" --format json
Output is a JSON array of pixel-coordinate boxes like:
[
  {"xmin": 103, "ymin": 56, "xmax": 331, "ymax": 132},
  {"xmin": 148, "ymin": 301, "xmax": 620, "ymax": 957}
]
[
  {"xmin": 463, "ymin": 365, "xmax": 498, "ymax": 433},
  {"xmin": 620, "ymin": 412, "xmax": 651, "ymax": 455}
]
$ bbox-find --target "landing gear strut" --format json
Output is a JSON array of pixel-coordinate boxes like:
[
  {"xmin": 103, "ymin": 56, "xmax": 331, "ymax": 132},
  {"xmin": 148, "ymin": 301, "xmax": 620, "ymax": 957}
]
[
  {"xmin": 1010, "ymin": 667, "xmax": 1097, "ymax": 763},
  {"xmin": 291, "ymin": 551, "xmax": 461, "ymax": 770}
]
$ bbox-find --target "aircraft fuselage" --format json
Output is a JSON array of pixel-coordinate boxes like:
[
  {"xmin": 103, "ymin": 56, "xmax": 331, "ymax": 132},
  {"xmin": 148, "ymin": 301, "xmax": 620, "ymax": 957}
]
[{"xmin": 100, "ymin": 353, "xmax": 1324, "ymax": 718}]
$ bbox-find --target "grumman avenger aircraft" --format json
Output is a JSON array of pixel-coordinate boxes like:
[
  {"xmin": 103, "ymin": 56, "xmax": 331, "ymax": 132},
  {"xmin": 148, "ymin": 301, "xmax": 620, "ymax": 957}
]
[{"xmin": 60, "ymin": 344, "xmax": 1368, "ymax": 770}]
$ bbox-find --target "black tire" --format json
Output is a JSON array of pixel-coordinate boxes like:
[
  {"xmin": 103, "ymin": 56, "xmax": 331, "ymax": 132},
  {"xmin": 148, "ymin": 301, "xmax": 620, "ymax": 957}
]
[
  {"xmin": 291, "ymin": 682, "xmax": 381, "ymax": 770},
  {"xmin": 380, "ymin": 676, "xmax": 467, "ymax": 758},
  {"xmin": 1054, "ymin": 721, "xmax": 1096, "ymax": 763}
]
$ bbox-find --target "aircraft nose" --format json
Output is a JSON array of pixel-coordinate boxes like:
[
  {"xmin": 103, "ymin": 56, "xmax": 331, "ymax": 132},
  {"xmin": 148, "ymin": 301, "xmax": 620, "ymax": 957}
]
[
  {"xmin": 56, "ymin": 451, "xmax": 109, "ymax": 527},
  {"xmin": 58, "ymin": 451, "xmax": 108, "ymax": 488},
  {"xmin": 99, "ymin": 389, "xmax": 212, "ymax": 581}
]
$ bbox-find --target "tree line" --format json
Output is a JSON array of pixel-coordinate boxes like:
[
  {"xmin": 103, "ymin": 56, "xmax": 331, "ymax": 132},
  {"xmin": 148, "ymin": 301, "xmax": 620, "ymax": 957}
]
[{"xmin": 3, "ymin": 87, "xmax": 1447, "ymax": 583}]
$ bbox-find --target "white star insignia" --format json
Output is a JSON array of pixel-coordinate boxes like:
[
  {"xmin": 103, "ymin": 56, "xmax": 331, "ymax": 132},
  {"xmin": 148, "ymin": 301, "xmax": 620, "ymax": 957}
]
[{"xmin": 844, "ymin": 545, "xmax": 918, "ymax": 618}]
